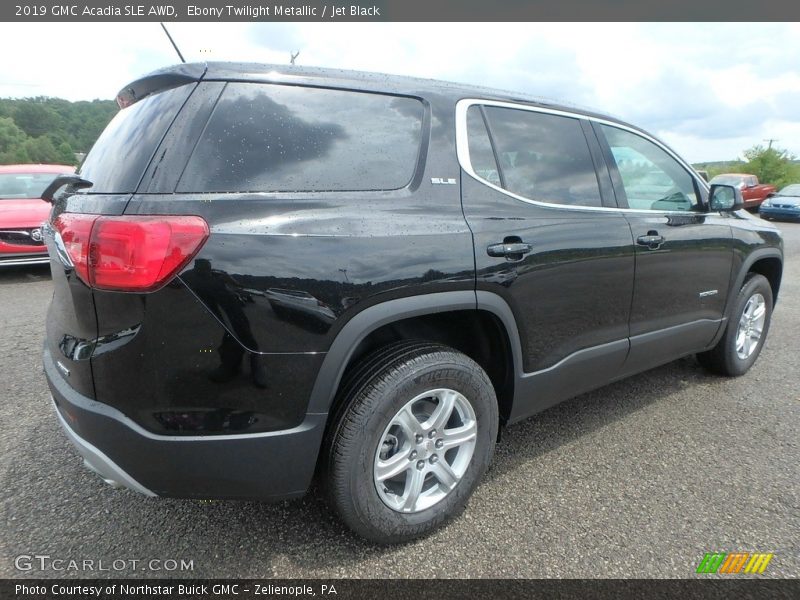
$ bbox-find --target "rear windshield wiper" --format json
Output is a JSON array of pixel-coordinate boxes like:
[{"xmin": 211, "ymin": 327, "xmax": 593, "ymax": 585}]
[{"xmin": 42, "ymin": 175, "xmax": 93, "ymax": 204}]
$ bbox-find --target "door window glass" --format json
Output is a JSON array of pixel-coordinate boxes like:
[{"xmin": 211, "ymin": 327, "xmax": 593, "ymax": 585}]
[{"xmin": 600, "ymin": 124, "xmax": 699, "ymax": 211}]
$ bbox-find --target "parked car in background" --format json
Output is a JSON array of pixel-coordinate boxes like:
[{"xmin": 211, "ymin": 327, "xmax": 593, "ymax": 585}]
[
  {"xmin": 0, "ymin": 164, "xmax": 75, "ymax": 266},
  {"xmin": 709, "ymin": 173, "xmax": 776, "ymax": 210},
  {"xmin": 759, "ymin": 184, "xmax": 800, "ymax": 221}
]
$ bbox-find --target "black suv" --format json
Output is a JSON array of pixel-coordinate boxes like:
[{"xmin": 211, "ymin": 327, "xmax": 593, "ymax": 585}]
[{"xmin": 43, "ymin": 63, "xmax": 783, "ymax": 543}]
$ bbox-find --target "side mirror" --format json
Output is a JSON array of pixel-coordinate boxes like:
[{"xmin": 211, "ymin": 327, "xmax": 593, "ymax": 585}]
[
  {"xmin": 41, "ymin": 174, "xmax": 92, "ymax": 204},
  {"xmin": 709, "ymin": 184, "xmax": 744, "ymax": 212}
]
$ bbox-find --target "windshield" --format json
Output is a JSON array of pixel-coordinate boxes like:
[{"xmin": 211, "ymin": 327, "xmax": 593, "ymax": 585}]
[
  {"xmin": 777, "ymin": 184, "xmax": 800, "ymax": 196},
  {"xmin": 0, "ymin": 172, "xmax": 64, "ymax": 199}
]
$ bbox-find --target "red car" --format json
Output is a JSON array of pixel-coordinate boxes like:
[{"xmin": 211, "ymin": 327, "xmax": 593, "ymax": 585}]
[
  {"xmin": 0, "ymin": 164, "xmax": 75, "ymax": 266},
  {"xmin": 709, "ymin": 173, "xmax": 777, "ymax": 210}
]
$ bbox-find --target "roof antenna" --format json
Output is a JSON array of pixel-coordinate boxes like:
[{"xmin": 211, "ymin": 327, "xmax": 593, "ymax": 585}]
[
  {"xmin": 290, "ymin": 51, "xmax": 300, "ymax": 65},
  {"xmin": 160, "ymin": 22, "xmax": 186, "ymax": 64}
]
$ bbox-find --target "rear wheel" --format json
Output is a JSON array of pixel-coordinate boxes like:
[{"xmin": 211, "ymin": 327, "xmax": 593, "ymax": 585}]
[
  {"xmin": 324, "ymin": 341, "xmax": 498, "ymax": 543},
  {"xmin": 697, "ymin": 273, "xmax": 773, "ymax": 376}
]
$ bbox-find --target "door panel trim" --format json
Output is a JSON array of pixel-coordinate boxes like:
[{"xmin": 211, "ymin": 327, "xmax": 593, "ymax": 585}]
[
  {"xmin": 621, "ymin": 318, "xmax": 724, "ymax": 378},
  {"xmin": 510, "ymin": 338, "xmax": 630, "ymax": 423},
  {"xmin": 503, "ymin": 316, "xmax": 724, "ymax": 424}
]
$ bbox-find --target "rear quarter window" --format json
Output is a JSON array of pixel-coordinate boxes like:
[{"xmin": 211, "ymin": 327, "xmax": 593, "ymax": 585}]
[
  {"xmin": 177, "ymin": 83, "xmax": 425, "ymax": 193},
  {"xmin": 78, "ymin": 84, "xmax": 194, "ymax": 193}
]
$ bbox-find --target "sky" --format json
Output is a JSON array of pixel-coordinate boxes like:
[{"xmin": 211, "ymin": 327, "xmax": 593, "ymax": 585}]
[{"xmin": 0, "ymin": 22, "xmax": 798, "ymax": 163}]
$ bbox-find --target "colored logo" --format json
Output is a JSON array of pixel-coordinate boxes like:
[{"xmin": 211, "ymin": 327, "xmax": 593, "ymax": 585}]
[{"xmin": 696, "ymin": 552, "xmax": 774, "ymax": 574}]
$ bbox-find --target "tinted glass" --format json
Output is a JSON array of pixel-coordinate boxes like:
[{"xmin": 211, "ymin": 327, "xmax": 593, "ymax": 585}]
[
  {"xmin": 0, "ymin": 172, "xmax": 65, "ymax": 199},
  {"xmin": 467, "ymin": 106, "xmax": 501, "ymax": 187},
  {"xmin": 601, "ymin": 124, "xmax": 699, "ymax": 211},
  {"xmin": 79, "ymin": 84, "xmax": 194, "ymax": 193},
  {"xmin": 481, "ymin": 106, "xmax": 601, "ymax": 207},
  {"xmin": 178, "ymin": 83, "xmax": 424, "ymax": 193}
]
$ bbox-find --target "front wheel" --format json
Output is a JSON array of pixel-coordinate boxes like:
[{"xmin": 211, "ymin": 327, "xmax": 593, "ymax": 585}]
[
  {"xmin": 697, "ymin": 273, "xmax": 773, "ymax": 376},
  {"xmin": 323, "ymin": 341, "xmax": 498, "ymax": 543}
]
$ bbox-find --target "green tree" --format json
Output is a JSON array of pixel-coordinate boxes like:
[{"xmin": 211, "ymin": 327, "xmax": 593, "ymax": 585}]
[
  {"xmin": 56, "ymin": 141, "xmax": 77, "ymax": 165},
  {"xmin": 23, "ymin": 135, "xmax": 59, "ymax": 163},
  {"xmin": 741, "ymin": 145, "xmax": 800, "ymax": 188},
  {"xmin": 13, "ymin": 102, "xmax": 61, "ymax": 138},
  {"xmin": 0, "ymin": 116, "xmax": 30, "ymax": 163},
  {"xmin": 0, "ymin": 96, "xmax": 117, "ymax": 164}
]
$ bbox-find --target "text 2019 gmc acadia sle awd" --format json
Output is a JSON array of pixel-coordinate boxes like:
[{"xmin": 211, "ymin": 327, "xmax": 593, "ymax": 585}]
[{"xmin": 43, "ymin": 63, "xmax": 783, "ymax": 543}]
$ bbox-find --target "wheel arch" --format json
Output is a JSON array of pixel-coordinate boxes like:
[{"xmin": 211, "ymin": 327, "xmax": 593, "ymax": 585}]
[
  {"xmin": 746, "ymin": 254, "xmax": 782, "ymax": 304},
  {"xmin": 730, "ymin": 249, "xmax": 783, "ymax": 313},
  {"xmin": 306, "ymin": 291, "xmax": 524, "ymax": 425}
]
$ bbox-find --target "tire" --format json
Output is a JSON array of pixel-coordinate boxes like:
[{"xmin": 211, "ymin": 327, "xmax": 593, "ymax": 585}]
[
  {"xmin": 697, "ymin": 273, "xmax": 773, "ymax": 376},
  {"xmin": 323, "ymin": 341, "xmax": 498, "ymax": 543}
]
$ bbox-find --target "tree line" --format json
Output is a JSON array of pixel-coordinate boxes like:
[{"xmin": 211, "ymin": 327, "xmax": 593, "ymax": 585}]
[
  {"xmin": 694, "ymin": 145, "xmax": 800, "ymax": 189},
  {"xmin": 0, "ymin": 96, "xmax": 118, "ymax": 165},
  {"xmin": 1, "ymin": 96, "xmax": 798, "ymax": 191}
]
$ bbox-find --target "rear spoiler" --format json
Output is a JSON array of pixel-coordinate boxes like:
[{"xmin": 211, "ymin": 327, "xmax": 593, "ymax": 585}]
[{"xmin": 116, "ymin": 63, "xmax": 207, "ymax": 108}]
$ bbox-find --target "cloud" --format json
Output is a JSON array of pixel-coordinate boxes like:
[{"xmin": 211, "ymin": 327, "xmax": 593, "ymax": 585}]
[{"xmin": 0, "ymin": 22, "xmax": 799, "ymax": 162}]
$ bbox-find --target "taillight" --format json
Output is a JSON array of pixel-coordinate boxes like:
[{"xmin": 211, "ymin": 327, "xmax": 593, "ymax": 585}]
[
  {"xmin": 55, "ymin": 213, "xmax": 94, "ymax": 284},
  {"xmin": 54, "ymin": 214, "xmax": 209, "ymax": 292}
]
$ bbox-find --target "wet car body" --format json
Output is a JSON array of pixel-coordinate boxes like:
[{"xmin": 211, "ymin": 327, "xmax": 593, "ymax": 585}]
[{"xmin": 43, "ymin": 62, "xmax": 783, "ymax": 510}]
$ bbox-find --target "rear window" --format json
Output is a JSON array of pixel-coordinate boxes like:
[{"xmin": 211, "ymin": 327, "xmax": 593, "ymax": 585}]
[
  {"xmin": 78, "ymin": 84, "xmax": 194, "ymax": 193},
  {"xmin": 177, "ymin": 83, "xmax": 424, "ymax": 193}
]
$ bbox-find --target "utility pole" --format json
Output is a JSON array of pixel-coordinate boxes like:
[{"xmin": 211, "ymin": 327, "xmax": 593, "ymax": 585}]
[{"xmin": 764, "ymin": 138, "xmax": 778, "ymax": 150}]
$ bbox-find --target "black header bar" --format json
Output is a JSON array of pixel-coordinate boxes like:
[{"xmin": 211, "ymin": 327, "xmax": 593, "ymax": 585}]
[{"xmin": 4, "ymin": 0, "xmax": 800, "ymax": 22}]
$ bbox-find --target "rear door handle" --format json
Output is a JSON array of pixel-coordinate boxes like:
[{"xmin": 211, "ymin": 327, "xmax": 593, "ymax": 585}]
[
  {"xmin": 487, "ymin": 242, "xmax": 532, "ymax": 259},
  {"xmin": 636, "ymin": 232, "xmax": 665, "ymax": 250}
]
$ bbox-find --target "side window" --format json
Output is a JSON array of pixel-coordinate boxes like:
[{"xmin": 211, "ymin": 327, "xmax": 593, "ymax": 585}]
[
  {"xmin": 600, "ymin": 124, "xmax": 699, "ymax": 212},
  {"xmin": 480, "ymin": 106, "xmax": 602, "ymax": 207},
  {"xmin": 466, "ymin": 106, "xmax": 501, "ymax": 186},
  {"xmin": 178, "ymin": 83, "xmax": 424, "ymax": 193}
]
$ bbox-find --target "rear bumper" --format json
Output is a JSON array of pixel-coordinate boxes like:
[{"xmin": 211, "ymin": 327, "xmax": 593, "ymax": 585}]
[
  {"xmin": 53, "ymin": 398, "xmax": 157, "ymax": 496},
  {"xmin": 44, "ymin": 346, "xmax": 326, "ymax": 500}
]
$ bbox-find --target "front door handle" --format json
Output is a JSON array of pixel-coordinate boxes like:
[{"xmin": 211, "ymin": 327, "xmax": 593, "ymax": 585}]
[
  {"xmin": 636, "ymin": 231, "xmax": 665, "ymax": 250},
  {"xmin": 487, "ymin": 241, "xmax": 532, "ymax": 259}
]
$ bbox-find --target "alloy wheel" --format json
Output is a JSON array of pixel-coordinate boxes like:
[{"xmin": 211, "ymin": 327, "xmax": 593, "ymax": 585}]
[
  {"xmin": 735, "ymin": 292, "xmax": 767, "ymax": 360},
  {"xmin": 374, "ymin": 388, "xmax": 477, "ymax": 513}
]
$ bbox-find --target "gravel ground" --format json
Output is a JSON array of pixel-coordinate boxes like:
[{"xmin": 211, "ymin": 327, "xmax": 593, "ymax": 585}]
[{"xmin": 0, "ymin": 222, "xmax": 798, "ymax": 579}]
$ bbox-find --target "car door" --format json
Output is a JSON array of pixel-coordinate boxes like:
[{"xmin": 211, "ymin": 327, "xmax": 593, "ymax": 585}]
[
  {"xmin": 458, "ymin": 101, "xmax": 635, "ymax": 422},
  {"xmin": 592, "ymin": 122, "xmax": 735, "ymax": 375}
]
